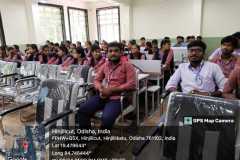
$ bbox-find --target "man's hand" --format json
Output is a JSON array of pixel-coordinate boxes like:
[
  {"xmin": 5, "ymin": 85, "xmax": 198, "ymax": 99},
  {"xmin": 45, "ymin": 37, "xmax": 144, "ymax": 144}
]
[{"xmin": 99, "ymin": 87, "xmax": 112, "ymax": 99}]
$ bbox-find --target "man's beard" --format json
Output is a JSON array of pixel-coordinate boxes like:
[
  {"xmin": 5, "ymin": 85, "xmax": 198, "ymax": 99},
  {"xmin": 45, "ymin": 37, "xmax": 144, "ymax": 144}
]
[{"xmin": 109, "ymin": 56, "xmax": 120, "ymax": 63}]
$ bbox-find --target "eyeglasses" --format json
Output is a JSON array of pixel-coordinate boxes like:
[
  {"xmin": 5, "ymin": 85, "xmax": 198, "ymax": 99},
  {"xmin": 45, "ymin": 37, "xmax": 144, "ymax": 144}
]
[{"xmin": 188, "ymin": 48, "xmax": 203, "ymax": 53}]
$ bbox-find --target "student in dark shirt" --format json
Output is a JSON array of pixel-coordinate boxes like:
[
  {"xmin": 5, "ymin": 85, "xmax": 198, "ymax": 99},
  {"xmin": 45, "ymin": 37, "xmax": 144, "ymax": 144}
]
[
  {"xmin": 129, "ymin": 44, "xmax": 146, "ymax": 60},
  {"xmin": 153, "ymin": 39, "xmax": 174, "ymax": 86},
  {"xmin": 6, "ymin": 46, "xmax": 22, "ymax": 67},
  {"xmin": 25, "ymin": 44, "xmax": 38, "ymax": 61},
  {"xmin": 36, "ymin": 45, "xmax": 49, "ymax": 64}
]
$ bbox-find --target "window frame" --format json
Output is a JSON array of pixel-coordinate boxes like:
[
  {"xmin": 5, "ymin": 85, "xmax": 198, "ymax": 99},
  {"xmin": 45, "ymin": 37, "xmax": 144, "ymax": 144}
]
[
  {"xmin": 96, "ymin": 6, "xmax": 121, "ymax": 42},
  {"xmin": 67, "ymin": 7, "xmax": 89, "ymax": 43},
  {"xmin": 0, "ymin": 12, "xmax": 6, "ymax": 46},
  {"xmin": 38, "ymin": 2, "xmax": 66, "ymax": 42}
]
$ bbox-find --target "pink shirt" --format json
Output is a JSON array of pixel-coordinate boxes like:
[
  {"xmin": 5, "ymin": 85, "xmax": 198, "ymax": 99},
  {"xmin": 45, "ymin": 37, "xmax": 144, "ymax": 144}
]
[
  {"xmin": 94, "ymin": 59, "xmax": 136, "ymax": 100},
  {"xmin": 94, "ymin": 58, "xmax": 106, "ymax": 73},
  {"xmin": 211, "ymin": 55, "xmax": 240, "ymax": 78}
]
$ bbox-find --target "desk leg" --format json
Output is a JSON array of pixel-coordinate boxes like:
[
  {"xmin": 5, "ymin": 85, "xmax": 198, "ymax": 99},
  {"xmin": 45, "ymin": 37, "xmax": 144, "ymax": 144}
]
[
  {"xmin": 137, "ymin": 93, "xmax": 140, "ymax": 126},
  {"xmin": 145, "ymin": 90, "xmax": 148, "ymax": 118}
]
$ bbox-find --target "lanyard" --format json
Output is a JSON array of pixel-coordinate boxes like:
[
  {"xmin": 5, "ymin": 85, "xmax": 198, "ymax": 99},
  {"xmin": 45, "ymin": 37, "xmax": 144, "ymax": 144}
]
[
  {"xmin": 107, "ymin": 63, "xmax": 121, "ymax": 87},
  {"xmin": 192, "ymin": 62, "xmax": 204, "ymax": 85}
]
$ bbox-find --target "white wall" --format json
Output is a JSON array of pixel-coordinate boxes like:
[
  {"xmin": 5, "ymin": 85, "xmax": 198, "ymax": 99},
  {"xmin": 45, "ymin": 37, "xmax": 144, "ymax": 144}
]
[
  {"xmin": 202, "ymin": 0, "xmax": 240, "ymax": 37},
  {"xmin": 131, "ymin": 0, "xmax": 203, "ymax": 39}
]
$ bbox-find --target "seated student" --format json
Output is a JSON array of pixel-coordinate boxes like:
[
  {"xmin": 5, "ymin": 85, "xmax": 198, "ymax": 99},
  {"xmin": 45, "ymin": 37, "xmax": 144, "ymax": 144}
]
[
  {"xmin": 48, "ymin": 45, "xmax": 68, "ymax": 65},
  {"xmin": 0, "ymin": 46, "xmax": 7, "ymax": 60},
  {"xmin": 91, "ymin": 44, "xmax": 105, "ymax": 72},
  {"xmin": 48, "ymin": 42, "xmax": 55, "ymax": 53},
  {"xmin": 139, "ymin": 37, "xmax": 146, "ymax": 53},
  {"xmin": 13, "ymin": 45, "xmax": 24, "ymax": 59},
  {"xmin": 77, "ymin": 42, "xmax": 136, "ymax": 129},
  {"xmin": 223, "ymin": 67, "xmax": 240, "ymax": 99},
  {"xmin": 100, "ymin": 40, "xmax": 108, "ymax": 57},
  {"xmin": 209, "ymin": 32, "xmax": 240, "ymax": 60},
  {"xmin": 6, "ymin": 46, "xmax": 22, "ymax": 67},
  {"xmin": 210, "ymin": 35, "xmax": 240, "ymax": 78},
  {"xmin": 152, "ymin": 39, "xmax": 158, "ymax": 48},
  {"xmin": 120, "ymin": 42, "xmax": 129, "ymax": 62},
  {"xmin": 84, "ymin": 41, "xmax": 95, "ymax": 66},
  {"xmin": 25, "ymin": 44, "xmax": 38, "ymax": 61},
  {"xmin": 124, "ymin": 39, "xmax": 136, "ymax": 56},
  {"xmin": 36, "ymin": 45, "xmax": 49, "ymax": 64},
  {"xmin": 153, "ymin": 39, "xmax": 174, "ymax": 85},
  {"xmin": 69, "ymin": 43, "xmax": 76, "ymax": 54},
  {"xmin": 71, "ymin": 48, "xmax": 87, "ymax": 65},
  {"xmin": 129, "ymin": 44, "xmax": 146, "ymax": 60},
  {"xmin": 165, "ymin": 40, "xmax": 226, "ymax": 97},
  {"xmin": 183, "ymin": 35, "xmax": 195, "ymax": 47},
  {"xmin": 173, "ymin": 36, "xmax": 184, "ymax": 47},
  {"xmin": 84, "ymin": 41, "xmax": 92, "ymax": 56},
  {"xmin": 76, "ymin": 41, "xmax": 82, "ymax": 49},
  {"xmin": 145, "ymin": 41, "xmax": 153, "ymax": 54}
]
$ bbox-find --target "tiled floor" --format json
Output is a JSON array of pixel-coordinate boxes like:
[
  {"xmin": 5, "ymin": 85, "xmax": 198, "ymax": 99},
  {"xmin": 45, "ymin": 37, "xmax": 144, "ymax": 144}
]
[{"xmin": 0, "ymin": 101, "xmax": 164, "ymax": 159}]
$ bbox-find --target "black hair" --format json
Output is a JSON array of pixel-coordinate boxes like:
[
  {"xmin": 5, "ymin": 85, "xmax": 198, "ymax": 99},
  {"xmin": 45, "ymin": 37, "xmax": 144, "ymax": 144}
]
[
  {"xmin": 75, "ymin": 47, "xmax": 85, "ymax": 58},
  {"xmin": 86, "ymin": 41, "xmax": 92, "ymax": 46},
  {"xmin": 129, "ymin": 39, "xmax": 136, "ymax": 45},
  {"xmin": 187, "ymin": 40, "xmax": 207, "ymax": 53},
  {"xmin": 30, "ymin": 44, "xmax": 39, "ymax": 52},
  {"xmin": 59, "ymin": 45, "xmax": 69, "ymax": 55},
  {"xmin": 108, "ymin": 42, "xmax": 122, "ymax": 51},
  {"xmin": 177, "ymin": 36, "xmax": 184, "ymax": 40},
  {"xmin": 164, "ymin": 36, "xmax": 170, "ymax": 40},
  {"xmin": 7, "ymin": 46, "xmax": 14, "ymax": 52},
  {"xmin": 132, "ymin": 44, "xmax": 140, "ymax": 50},
  {"xmin": 221, "ymin": 35, "xmax": 238, "ymax": 49},
  {"xmin": 146, "ymin": 41, "xmax": 152, "ymax": 48},
  {"xmin": 54, "ymin": 43, "xmax": 60, "ymax": 47},
  {"xmin": 94, "ymin": 40, "xmax": 99, "ymax": 46},
  {"xmin": 140, "ymin": 37, "xmax": 146, "ymax": 41},
  {"xmin": 152, "ymin": 39, "xmax": 158, "ymax": 45},
  {"xmin": 197, "ymin": 36, "xmax": 202, "ymax": 40},
  {"xmin": 13, "ymin": 45, "xmax": 20, "ymax": 51},
  {"xmin": 66, "ymin": 40, "xmax": 71, "ymax": 44},
  {"xmin": 71, "ymin": 43, "xmax": 77, "ymax": 48},
  {"xmin": 42, "ymin": 45, "xmax": 49, "ymax": 50},
  {"xmin": 160, "ymin": 39, "xmax": 171, "ymax": 48},
  {"xmin": 91, "ymin": 44, "xmax": 101, "ymax": 52},
  {"xmin": 232, "ymin": 32, "xmax": 240, "ymax": 39}
]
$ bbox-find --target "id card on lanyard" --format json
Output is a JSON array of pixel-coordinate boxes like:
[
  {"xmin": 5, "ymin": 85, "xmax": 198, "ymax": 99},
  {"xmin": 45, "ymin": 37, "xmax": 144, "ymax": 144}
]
[{"xmin": 193, "ymin": 62, "xmax": 204, "ymax": 86}]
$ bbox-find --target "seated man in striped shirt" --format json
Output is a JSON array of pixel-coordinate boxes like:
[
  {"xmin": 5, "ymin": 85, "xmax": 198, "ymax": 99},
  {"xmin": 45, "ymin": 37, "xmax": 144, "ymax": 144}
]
[
  {"xmin": 165, "ymin": 40, "xmax": 226, "ymax": 97},
  {"xmin": 210, "ymin": 35, "xmax": 240, "ymax": 78}
]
